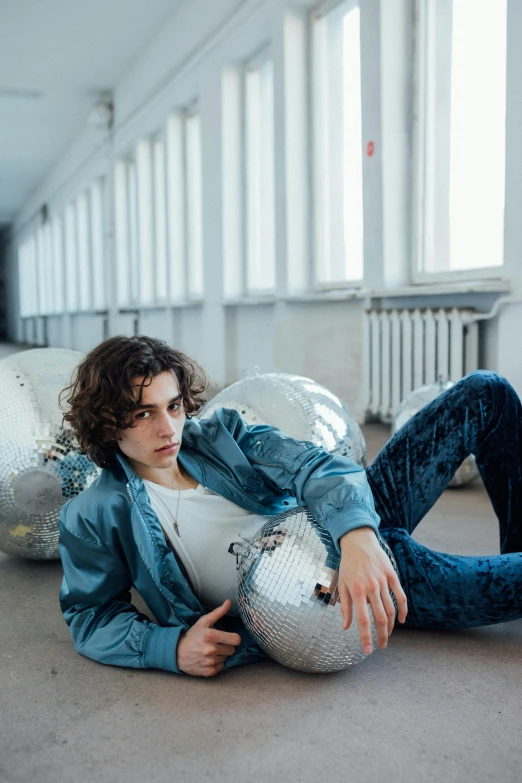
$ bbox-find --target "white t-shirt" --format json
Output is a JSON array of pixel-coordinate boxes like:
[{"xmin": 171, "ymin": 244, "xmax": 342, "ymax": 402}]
[{"xmin": 143, "ymin": 480, "xmax": 267, "ymax": 616}]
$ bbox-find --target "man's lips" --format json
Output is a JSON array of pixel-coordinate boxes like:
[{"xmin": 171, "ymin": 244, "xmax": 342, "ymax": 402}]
[{"xmin": 156, "ymin": 443, "xmax": 179, "ymax": 452}]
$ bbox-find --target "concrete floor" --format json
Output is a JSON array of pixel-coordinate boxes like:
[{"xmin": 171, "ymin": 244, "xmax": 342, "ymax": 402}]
[{"xmin": 1, "ymin": 343, "xmax": 521, "ymax": 783}]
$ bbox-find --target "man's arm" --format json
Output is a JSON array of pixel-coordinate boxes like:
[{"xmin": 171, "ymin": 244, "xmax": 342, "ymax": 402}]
[
  {"xmin": 58, "ymin": 507, "xmax": 185, "ymax": 673},
  {"xmin": 223, "ymin": 409, "xmax": 381, "ymax": 550},
  {"xmin": 224, "ymin": 410, "xmax": 408, "ymax": 650}
]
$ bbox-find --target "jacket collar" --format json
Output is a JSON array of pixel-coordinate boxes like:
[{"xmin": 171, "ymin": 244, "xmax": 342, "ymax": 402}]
[{"xmin": 113, "ymin": 448, "xmax": 205, "ymax": 625}]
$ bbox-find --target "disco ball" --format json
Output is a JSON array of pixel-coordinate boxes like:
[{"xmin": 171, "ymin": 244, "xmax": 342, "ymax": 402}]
[
  {"xmin": 200, "ymin": 372, "xmax": 366, "ymax": 467},
  {"xmin": 393, "ymin": 380, "xmax": 480, "ymax": 488},
  {"xmin": 231, "ymin": 507, "xmax": 398, "ymax": 673},
  {"xmin": 0, "ymin": 348, "xmax": 101, "ymax": 560}
]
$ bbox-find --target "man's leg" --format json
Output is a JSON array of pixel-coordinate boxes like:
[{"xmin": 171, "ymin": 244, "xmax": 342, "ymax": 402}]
[
  {"xmin": 381, "ymin": 528, "xmax": 522, "ymax": 628},
  {"xmin": 365, "ymin": 370, "xmax": 522, "ymax": 628},
  {"xmin": 366, "ymin": 370, "xmax": 522, "ymax": 553}
]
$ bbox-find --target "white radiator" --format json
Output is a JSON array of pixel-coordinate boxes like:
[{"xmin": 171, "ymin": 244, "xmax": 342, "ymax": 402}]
[{"xmin": 363, "ymin": 307, "xmax": 479, "ymax": 423}]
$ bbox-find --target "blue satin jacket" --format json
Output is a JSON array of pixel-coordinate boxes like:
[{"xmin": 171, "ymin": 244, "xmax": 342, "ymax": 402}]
[{"xmin": 58, "ymin": 407, "xmax": 380, "ymax": 674}]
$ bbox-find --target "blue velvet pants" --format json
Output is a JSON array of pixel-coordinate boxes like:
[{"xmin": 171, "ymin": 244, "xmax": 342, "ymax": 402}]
[{"xmin": 367, "ymin": 370, "xmax": 522, "ymax": 629}]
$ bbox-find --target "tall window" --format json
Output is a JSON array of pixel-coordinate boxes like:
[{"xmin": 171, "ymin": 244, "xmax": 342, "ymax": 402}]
[
  {"xmin": 152, "ymin": 136, "xmax": 168, "ymax": 302},
  {"xmin": 136, "ymin": 139, "xmax": 155, "ymax": 305},
  {"xmin": 90, "ymin": 178, "xmax": 106, "ymax": 311},
  {"xmin": 166, "ymin": 114, "xmax": 185, "ymax": 301},
  {"xmin": 222, "ymin": 69, "xmax": 243, "ymax": 299},
  {"xmin": 245, "ymin": 53, "xmax": 276, "ymax": 293},
  {"xmin": 35, "ymin": 221, "xmax": 54, "ymax": 315},
  {"xmin": 18, "ymin": 236, "xmax": 38, "ymax": 318},
  {"xmin": 51, "ymin": 215, "xmax": 65, "ymax": 314},
  {"xmin": 76, "ymin": 191, "xmax": 92, "ymax": 311},
  {"xmin": 64, "ymin": 202, "xmax": 79, "ymax": 312},
  {"xmin": 414, "ymin": 0, "xmax": 507, "ymax": 278},
  {"xmin": 313, "ymin": 0, "xmax": 363, "ymax": 287},
  {"xmin": 184, "ymin": 111, "xmax": 204, "ymax": 299},
  {"xmin": 115, "ymin": 157, "xmax": 139, "ymax": 307},
  {"xmin": 165, "ymin": 106, "xmax": 204, "ymax": 302},
  {"xmin": 222, "ymin": 53, "xmax": 276, "ymax": 299}
]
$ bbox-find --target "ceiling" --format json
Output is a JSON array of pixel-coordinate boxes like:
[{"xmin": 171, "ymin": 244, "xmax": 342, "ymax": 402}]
[{"xmin": 0, "ymin": 0, "xmax": 181, "ymax": 226}]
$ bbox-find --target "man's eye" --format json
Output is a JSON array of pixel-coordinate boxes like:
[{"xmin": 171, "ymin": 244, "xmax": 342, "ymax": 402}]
[{"xmin": 136, "ymin": 411, "xmax": 149, "ymax": 419}]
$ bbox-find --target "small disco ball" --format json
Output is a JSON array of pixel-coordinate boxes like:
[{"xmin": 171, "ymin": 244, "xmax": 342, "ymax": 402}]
[
  {"xmin": 0, "ymin": 348, "xmax": 101, "ymax": 560},
  {"xmin": 393, "ymin": 380, "xmax": 480, "ymax": 488},
  {"xmin": 231, "ymin": 507, "xmax": 398, "ymax": 673},
  {"xmin": 200, "ymin": 372, "xmax": 366, "ymax": 467}
]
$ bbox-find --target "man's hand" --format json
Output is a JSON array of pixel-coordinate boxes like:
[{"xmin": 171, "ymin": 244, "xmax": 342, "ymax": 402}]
[
  {"xmin": 176, "ymin": 599, "xmax": 241, "ymax": 677},
  {"xmin": 338, "ymin": 527, "xmax": 408, "ymax": 654}
]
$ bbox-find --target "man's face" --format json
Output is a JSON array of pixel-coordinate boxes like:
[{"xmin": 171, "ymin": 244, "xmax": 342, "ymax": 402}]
[{"xmin": 117, "ymin": 370, "xmax": 186, "ymax": 476}]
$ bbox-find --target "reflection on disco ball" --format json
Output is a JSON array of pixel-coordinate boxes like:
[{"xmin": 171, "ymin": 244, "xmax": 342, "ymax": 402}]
[
  {"xmin": 231, "ymin": 507, "xmax": 398, "ymax": 673},
  {"xmin": 200, "ymin": 372, "xmax": 366, "ymax": 467},
  {"xmin": 393, "ymin": 380, "xmax": 480, "ymax": 488},
  {"xmin": 0, "ymin": 348, "xmax": 101, "ymax": 560}
]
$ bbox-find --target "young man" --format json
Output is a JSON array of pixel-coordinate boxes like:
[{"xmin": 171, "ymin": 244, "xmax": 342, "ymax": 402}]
[{"xmin": 58, "ymin": 335, "xmax": 522, "ymax": 677}]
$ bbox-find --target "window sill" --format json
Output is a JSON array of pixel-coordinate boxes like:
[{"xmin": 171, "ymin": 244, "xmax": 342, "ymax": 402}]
[
  {"xmin": 223, "ymin": 281, "xmax": 511, "ymax": 307},
  {"xmin": 23, "ymin": 310, "xmax": 110, "ymax": 318},
  {"xmin": 222, "ymin": 296, "xmax": 278, "ymax": 306},
  {"xmin": 26, "ymin": 282, "xmax": 511, "ymax": 319},
  {"xmin": 364, "ymin": 280, "xmax": 511, "ymax": 299},
  {"xmin": 120, "ymin": 300, "xmax": 204, "ymax": 312}
]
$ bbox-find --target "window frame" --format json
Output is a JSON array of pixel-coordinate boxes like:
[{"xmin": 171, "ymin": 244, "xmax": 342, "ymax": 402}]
[
  {"xmin": 310, "ymin": 0, "xmax": 365, "ymax": 292},
  {"xmin": 151, "ymin": 133, "xmax": 169, "ymax": 305},
  {"xmin": 90, "ymin": 177, "xmax": 106, "ymax": 312},
  {"xmin": 50, "ymin": 214, "xmax": 65, "ymax": 315},
  {"xmin": 64, "ymin": 200, "xmax": 80, "ymax": 313},
  {"xmin": 243, "ymin": 47, "xmax": 277, "ymax": 296},
  {"xmin": 76, "ymin": 189, "xmax": 93, "ymax": 312},
  {"xmin": 183, "ymin": 105, "xmax": 205, "ymax": 301},
  {"xmin": 115, "ymin": 153, "xmax": 142, "ymax": 309},
  {"xmin": 18, "ymin": 235, "xmax": 38, "ymax": 318},
  {"xmin": 411, "ymin": 0, "xmax": 508, "ymax": 285}
]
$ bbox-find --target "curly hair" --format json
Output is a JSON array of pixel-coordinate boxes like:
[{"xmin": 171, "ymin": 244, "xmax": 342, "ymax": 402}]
[{"xmin": 59, "ymin": 335, "xmax": 208, "ymax": 468}]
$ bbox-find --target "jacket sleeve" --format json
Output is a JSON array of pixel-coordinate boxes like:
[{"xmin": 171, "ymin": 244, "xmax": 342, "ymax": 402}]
[
  {"xmin": 222, "ymin": 409, "xmax": 381, "ymax": 553},
  {"xmin": 58, "ymin": 502, "xmax": 185, "ymax": 674}
]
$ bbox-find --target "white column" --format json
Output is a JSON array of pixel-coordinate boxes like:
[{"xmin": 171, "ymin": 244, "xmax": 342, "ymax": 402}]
[
  {"xmin": 379, "ymin": 0, "xmax": 412, "ymax": 288},
  {"xmin": 359, "ymin": 0, "xmax": 384, "ymax": 290}
]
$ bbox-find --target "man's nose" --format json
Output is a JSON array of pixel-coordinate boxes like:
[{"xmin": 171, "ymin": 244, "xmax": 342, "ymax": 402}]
[{"xmin": 157, "ymin": 410, "xmax": 177, "ymax": 436}]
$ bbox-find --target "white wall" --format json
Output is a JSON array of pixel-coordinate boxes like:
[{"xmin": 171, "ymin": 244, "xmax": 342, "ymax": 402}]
[{"xmin": 6, "ymin": 0, "xmax": 522, "ymax": 421}]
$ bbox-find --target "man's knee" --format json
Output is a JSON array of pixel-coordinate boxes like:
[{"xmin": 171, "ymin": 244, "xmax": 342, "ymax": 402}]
[{"xmin": 459, "ymin": 370, "xmax": 515, "ymax": 399}]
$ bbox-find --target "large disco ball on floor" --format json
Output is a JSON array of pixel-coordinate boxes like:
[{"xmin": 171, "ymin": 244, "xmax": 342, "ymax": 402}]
[
  {"xmin": 393, "ymin": 380, "xmax": 480, "ymax": 488},
  {"xmin": 200, "ymin": 372, "xmax": 366, "ymax": 467},
  {"xmin": 231, "ymin": 507, "xmax": 398, "ymax": 673},
  {"xmin": 0, "ymin": 348, "xmax": 101, "ymax": 560}
]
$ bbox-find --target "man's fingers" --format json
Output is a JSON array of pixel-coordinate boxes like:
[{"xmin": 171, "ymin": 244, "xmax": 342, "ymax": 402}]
[
  {"xmin": 353, "ymin": 595, "xmax": 374, "ymax": 654},
  {"xmin": 212, "ymin": 654, "xmax": 231, "ymax": 664},
  {"xmin": 339, "ymin": 582, "xmax": 353, "ymax": 631},
  {"xmin": 368, "ymin": 588, "xmax": 389, "ymax": 650},
  {"xmin": 205, "ymin": 628, "xmax": 242, "ymax": 647},
  {"xmin": 212, "ymin": 644, "xmax": 237, "ymax": 657},
  {"xmin": 381, "ymin": 584, "xmax": 397, "ymax": 636},
  {"xmin": 389, "ymin": 572, "xmax": 408, "ymax": 623},
  {"xmin": 196, "ymin": 599, "xmax": 231, "ymax": 628}
]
